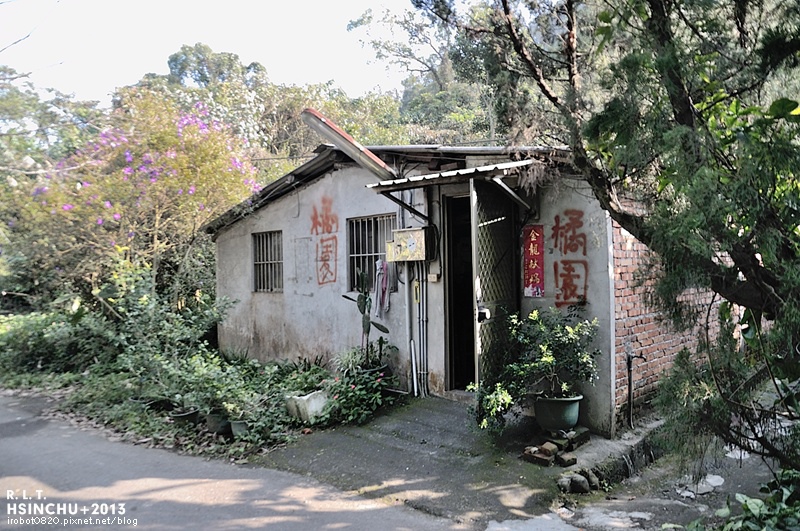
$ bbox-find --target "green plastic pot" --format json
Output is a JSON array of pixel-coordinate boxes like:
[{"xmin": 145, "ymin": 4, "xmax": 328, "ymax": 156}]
[{"xmin": 534, "ymin": 394, "xmax": 583, "ymax": 433}]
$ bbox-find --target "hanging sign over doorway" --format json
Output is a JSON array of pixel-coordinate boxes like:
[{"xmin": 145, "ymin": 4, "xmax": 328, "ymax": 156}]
[{"xmin": 523, "ymin": 225, "xmax": 545, "ymax": 297}]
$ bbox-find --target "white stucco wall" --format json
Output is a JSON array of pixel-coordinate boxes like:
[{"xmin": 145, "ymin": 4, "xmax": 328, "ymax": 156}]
[
  {"xmin": 520, "ymin": 178, "xmax": 616, "ymax": 436},
  {"xmin": 214, "ymin": 165, "xmax": 414, "ymax": 377}
]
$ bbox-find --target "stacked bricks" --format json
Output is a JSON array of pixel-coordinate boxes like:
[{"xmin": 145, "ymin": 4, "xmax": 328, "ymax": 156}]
[{"xmin": 521, "ymin": 426, "xmax": 590, "ymax": 467}]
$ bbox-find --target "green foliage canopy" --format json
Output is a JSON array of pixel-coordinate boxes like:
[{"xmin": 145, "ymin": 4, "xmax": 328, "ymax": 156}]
[{"xmin": 1, "ymin": 88, "xmax": 258, "ymax": 302}]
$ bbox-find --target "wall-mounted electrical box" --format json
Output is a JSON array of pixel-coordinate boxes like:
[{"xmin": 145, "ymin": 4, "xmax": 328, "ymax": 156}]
[{"xmin": 386, "ymin": 227, "xmax": 436, "ymax": 262}]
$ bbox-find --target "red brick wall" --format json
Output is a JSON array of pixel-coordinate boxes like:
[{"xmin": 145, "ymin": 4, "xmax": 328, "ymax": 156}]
[{"xmin": 612, "ymin": 222, "xmax": 718, "ymax": 419}]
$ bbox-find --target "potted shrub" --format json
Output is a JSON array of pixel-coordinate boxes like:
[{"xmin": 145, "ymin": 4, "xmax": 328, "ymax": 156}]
[
  {"xmin": 223, "ymin": 388, "xmax": 266, "ymax": 439},
  {"xmin": 223, "ymin": 399, "xmax": 250, "ymax": 439},
  {"xmin": 475, "ymin": 306, "xmax": 600, "ymax": 433},
  {"xmin": 168, "ymin": 392, "xmax": 201, "ymax": 425},
  {"xmin": 178, "ymin": 351, "xmax": 233, "ymax": 434}
]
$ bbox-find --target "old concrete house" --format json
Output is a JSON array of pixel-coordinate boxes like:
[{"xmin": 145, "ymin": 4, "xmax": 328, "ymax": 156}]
[{"xmin": 206, "ymin": 110, "xmax": 708, "ymax": 437}]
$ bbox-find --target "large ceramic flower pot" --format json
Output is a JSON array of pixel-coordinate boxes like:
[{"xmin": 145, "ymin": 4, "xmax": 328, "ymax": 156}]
[{"xmin": 534, "ymin": 394, "xmax": 583, "ymax": 432}]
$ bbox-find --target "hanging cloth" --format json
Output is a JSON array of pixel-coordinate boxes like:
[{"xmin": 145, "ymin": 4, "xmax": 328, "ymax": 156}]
[{"xmin": 374, "ymin": 259, "xmax": 390, "ymax": 318}]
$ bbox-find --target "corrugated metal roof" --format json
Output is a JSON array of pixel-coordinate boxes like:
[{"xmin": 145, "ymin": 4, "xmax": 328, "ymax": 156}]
[
  {"xmin": 205, "ymin": 144, "xmax": 567, "ymax": 237},
  {"xmin": 366, "ymin": 159, "xmax": 537, "ymax": 193},
  {"xmin": 204, "ymin": 147, "xmax": 343, "ymax": 238}
]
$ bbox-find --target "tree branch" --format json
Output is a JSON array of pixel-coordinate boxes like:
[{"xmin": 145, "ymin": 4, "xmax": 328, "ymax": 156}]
[
  {"xmin": 645, "ymin": 0, "xmax": 697, "ymax": 129},
  {"xmin": 499, "ymin": 0, "xmax": 566, "ymax": 114}
]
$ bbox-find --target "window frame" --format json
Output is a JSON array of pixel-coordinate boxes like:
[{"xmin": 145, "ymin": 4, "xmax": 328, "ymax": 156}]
[
  {"xmin": 346, "ymin": 214, "xmax": 397, "ymax": 292},
  {"xmin": 252, "ymin": 230, "xmax": 283, "ymax": 293}
]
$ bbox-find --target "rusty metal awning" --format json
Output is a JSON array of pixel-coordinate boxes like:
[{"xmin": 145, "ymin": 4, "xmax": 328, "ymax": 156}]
[
  {"xmin": 367, "ymin": 159, "xmax": 536, "ymax": 221},
  {"xmin": 365, "ymin": 159, "xmax": 536, "ymax": 193}
]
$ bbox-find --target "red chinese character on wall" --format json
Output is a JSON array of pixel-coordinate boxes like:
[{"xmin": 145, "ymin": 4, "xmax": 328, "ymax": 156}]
[
  {"xmin": 311, "ymin": 196, "xmax": 339, "ymax": 285},
  {"xmin": 311, "ymin": 196, "xmax": 339, "ymax": 235},
  {"xmin": 551, "ymin": 209, "xmax": 589, "ymax": 307},
  {"xmin": 316, "ymin": 235, "xmax": 338, "ymax": 285},
  {"xmin": 554, "ymin": 259, "xmax": 588, "ymax": 307},
  {"xmin": 552, "ymin": 209, "xmax": 587, "ymax": 256}
]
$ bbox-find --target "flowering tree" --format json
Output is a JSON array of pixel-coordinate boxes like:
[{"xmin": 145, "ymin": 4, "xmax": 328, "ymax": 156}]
[{"xmin": 2, "ymin": 88, "xmax": 259, "ymax": 303}]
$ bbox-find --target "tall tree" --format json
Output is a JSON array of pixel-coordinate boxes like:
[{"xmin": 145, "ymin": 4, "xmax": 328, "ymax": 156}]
[
  {"xmin": 1, "ymin": 88, "xmax": 258, "ymax": 304},
  {"xmin": 0, "ymin": 66, "xmax": 106, "ymax": 307},
  {"xmin": 349, "ymin": 8, "xmax": 499, "ymax": 143},
  {"xmin": 133, "ymin": 43, "xmax": 408, "ymax": 181},
  {"xmin": 415, "ymin": 0, "xmax": 800, "ymax": 467}
]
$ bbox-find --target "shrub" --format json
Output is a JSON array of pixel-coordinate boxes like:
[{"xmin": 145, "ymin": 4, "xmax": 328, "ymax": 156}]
[
  {"xmin": 324, "ymin": 369, "xmax": 396, "ymax": 425},
  {"xmin": 0, "ymin": 310, "xmax": 119, "ymax": 373},
  {"xmin": 332, "ymin": 338, "xmax": 395, "ymax": 376},
  {"xmin": 277, "ymin": 358, "xmax": 330, "ymax": 396}
]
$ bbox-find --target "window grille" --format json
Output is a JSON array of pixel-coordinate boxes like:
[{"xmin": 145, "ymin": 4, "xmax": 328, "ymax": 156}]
[
  {"xmin": 253, "ymin": 231, "xmax": 283, "ymax": 292},
  {"xmin": 347, "ymin": 214, "xmax": 396, "ymax": 291}
]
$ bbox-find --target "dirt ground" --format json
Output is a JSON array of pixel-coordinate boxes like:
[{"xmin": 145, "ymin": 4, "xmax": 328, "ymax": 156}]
[{"xmin": 557, "ymin": 441, "xmax": 778, "ymax": 530}]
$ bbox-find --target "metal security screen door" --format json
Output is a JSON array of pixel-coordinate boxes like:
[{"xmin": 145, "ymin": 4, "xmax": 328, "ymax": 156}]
[{"xmin": 470, "ymin": 178, "xmax": 518, "ymax": 385}]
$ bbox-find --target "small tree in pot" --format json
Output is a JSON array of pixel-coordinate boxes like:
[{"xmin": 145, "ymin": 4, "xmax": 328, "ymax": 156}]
[{"xmin": 474, "ymin": 306, "xmax": 601, "ymax": 433}]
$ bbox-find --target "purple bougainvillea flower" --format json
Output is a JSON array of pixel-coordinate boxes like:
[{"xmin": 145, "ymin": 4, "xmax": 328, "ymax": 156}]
[
  {"xmin": 125, "ymin": 150, "xmax": 133, "ymax": 163},
  {"xmin": 188, "ymin": 185, "xmax": 195, "ymax": 195},
  {"xmin": 62, "ymin": 204, "xmax": 74, "ymax": 211},
  {"xmin": 96, "ymin": 218, "xmax": 103, "ymax": 225},
  {"xmin": 104, "ymin": 201, "xmax": 112, "ymax": 208},
  {"xmin": 113, "ymin": 213, "xmax": 121, "ymax": 221},
  {"xmin": 123, "ymin": 167, "xmax": 133, "ymax": 175}
]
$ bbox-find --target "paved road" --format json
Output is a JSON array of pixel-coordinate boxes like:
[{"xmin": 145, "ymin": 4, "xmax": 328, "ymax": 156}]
[
  {"xmin": 0, "ymin": 393, "xmax": 462, "ymax": 531},
  {"xmin": 0, "ymin": 392, "xmax": 774, "ymax": 531}
]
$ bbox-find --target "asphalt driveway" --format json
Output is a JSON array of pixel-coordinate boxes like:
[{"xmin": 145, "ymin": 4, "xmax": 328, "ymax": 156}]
[
  {"xmin": 0, "ymin": 392, "xmax": 457, "ymax": 530},
  {"xmin": 0, "ymin": 390, "xmax": 778, "ymax": 531}
]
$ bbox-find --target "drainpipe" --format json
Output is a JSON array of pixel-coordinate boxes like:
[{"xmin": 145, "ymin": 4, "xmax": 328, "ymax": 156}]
[
  {"xmin": 415, "ymin": 262, "xmax": 427, "ymax": 397},
  {"xmin": 406, "ymin": 261, "xmax": 418, "ymax": 397},
  {"xmin": 421, "ymin": 261, "xmax": 430, "ymax": 397}
]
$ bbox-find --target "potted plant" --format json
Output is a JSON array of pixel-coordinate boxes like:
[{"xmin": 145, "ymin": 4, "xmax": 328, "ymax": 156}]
[
  {"xmin": 474, "ymin": 306, "xmax": 600, "ymax": 433},
  {"xmin": 223, "ymin": 399, "xmax": 250, "ymax": 438},
  {"xmin": 177, "ymin": 351, "xmax": 233, "ymax": 434},
  {"xmin": 168, "ymin": 392, "xmax": 201, "ymax": 425}
]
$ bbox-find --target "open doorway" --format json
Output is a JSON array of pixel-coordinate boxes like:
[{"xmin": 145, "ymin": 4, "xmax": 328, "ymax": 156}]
[{"xmin": 446, "ymin": 196, "xmax": 475, "ymax": 390}]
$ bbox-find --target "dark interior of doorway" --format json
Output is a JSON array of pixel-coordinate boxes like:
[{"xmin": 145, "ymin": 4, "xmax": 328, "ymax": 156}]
[{"xmin": 447, "ymin": 196, "xmax": 475, "ymax": 390}]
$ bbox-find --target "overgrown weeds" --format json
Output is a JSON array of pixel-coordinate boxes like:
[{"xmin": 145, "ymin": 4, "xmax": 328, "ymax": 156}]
[{"xmin": 0, "ymin": 257, "xmax": 400, "ymax": 461}]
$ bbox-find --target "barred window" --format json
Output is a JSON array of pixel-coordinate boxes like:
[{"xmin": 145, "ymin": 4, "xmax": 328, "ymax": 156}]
[
  {"xmin": 347, "ymin": 214, "xmax": 396, "ymax": 291},
  {"xmin": 253, "ymin": 231, "xmax": 283, "ymax": 292}
]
